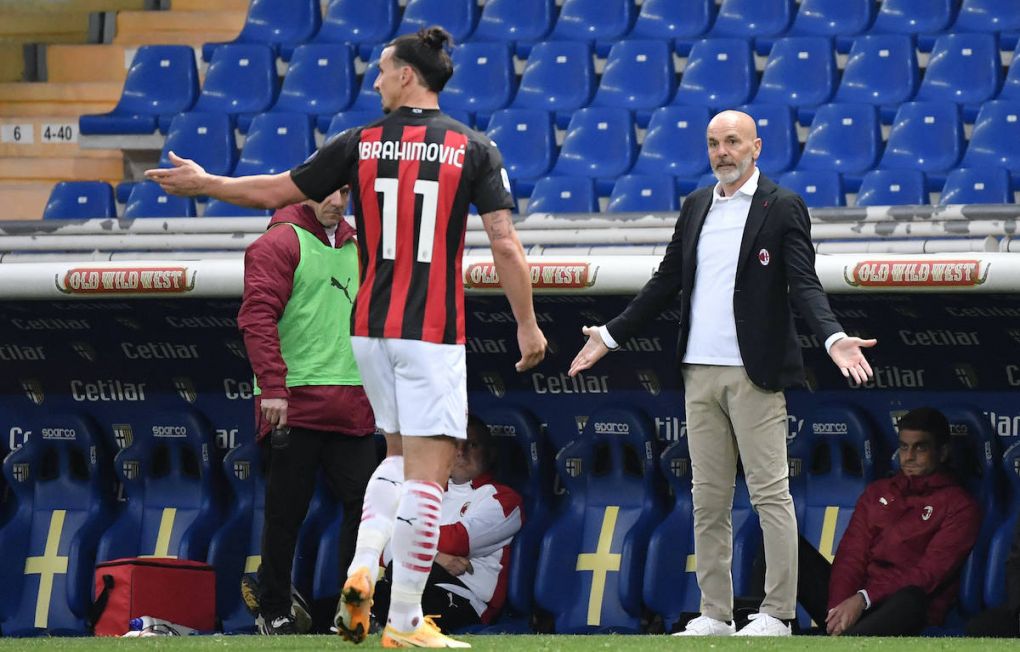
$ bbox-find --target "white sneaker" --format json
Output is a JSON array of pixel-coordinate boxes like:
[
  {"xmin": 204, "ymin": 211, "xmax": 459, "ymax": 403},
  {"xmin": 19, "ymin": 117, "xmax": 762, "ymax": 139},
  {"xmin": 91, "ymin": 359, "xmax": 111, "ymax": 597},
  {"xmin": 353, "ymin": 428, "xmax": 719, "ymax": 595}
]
[
  {"xmin": 672, "ymin": 615, "xmax": 736, "ymax": 636},
  {"xmin": 734, "ymin": 613, "xmax": 792, "ymax": 636}
]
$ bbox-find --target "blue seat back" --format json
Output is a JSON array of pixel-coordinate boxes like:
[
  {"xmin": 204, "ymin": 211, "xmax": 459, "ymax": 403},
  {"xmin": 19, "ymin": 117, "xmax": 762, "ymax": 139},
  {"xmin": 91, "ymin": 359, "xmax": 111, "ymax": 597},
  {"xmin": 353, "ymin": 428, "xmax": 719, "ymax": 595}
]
[
  {"xmin": 738, "ymin": 103, "xmax": 798, "ymax": 175},
  {"xmin": 42, "ymin": 181, "xmax": 116, "ymax": 220},
  {"xmin": 962, "ymin": 100, "xmax": 1020, "ymax": 172},
  {"xmin": 111, "ymin": 45, "xmax": 199, "ymax": 117},
  {"xmin": 917, "ymin": 33, "xmax": 1001, "ymax": 107},
  {"xmin": 97, "ymin": 410, "xmax": 221, "ymax": 563},
  {"xmin": 324, "ymin": 109, "xmax": 384, "ymax": 141},
  {"xmin": 632, "ymin": 0, "xmax": 715, "ymax": 40},
  {"xmin": 441, "ymin": 42, "xmax": 516, "ymax": 118},
  {"xmin": 778, "ymin": 170, "xmax": 845, "ymax": 207},
  {"xmin": 193, "ymin": 44, "xmax": 278, "ymax": 118},
  {"xmin": 880, "ymin": 101, "xmax": 963, "ymax": 175},
  {"xmin": 486, "ymin": 108, "xmax": 555, "ymax": 181},
  {"xmin": 274, "ymin": 43, "xmax": 355, "ymax": 117},
  {"xmin": 473, "ymin": 0, "xmax": 555, "ymax": 45},
  {"xmin": 835, "ymin": 34, "xmax": 919, "ymax": 108},
  {"xmin": 235, "ymin": 0, "xmax": 320, "ymax": 50},
  {"xmin": 203, "ymin": 200, "xmax": 273, "ymax": 218},
  {"xmin": 350, "ymin": 54, "xmax": 384, "ymax": 112},
  {"xmin": 160, "ymin": 112, "xmax": 237, "ymax": 178},
  {"xmin": 123, "ymin": 181, "xmax": 197, "ymax": 218},
  {"xmin": 984, "ymin": 442, "xmax": 1020, "ymax": 607},
  {"xmin": 527, "ymin": 176, "xmax": 598, "ymax": 214},
  {"xmin": 939, "ymin": 167, "xmax": 1013, "ymax": 204},
  {"xmin": 633, "ymin": 106, "xmax": 711, "ymax": 179},
  {"xmin": 790, "ymin": 0, "xmax": 874, "ymax": 38},
  {"xmin": 397, "ymin": 0, "xmax": 479, "ymax": 43},
  {"xmin": 798, "ymin": 103, "xmax": 881, "ymax": 175},
  {"xmin": 591, "ymin": 39, "xmax": 676, "ymax": 113},
  {"xmin": 552, "ymin": 107, "xmax": 636, "ymax": 179},
  {"xmin": 710, "ymin": 0, "xmax": 794, "ymax": 38},
  {"xmin": 856, "ymin": 169, "xmax": 928, "ymax": 206},
  {"xmin": 512, "ymin": 41, "xmax": 595, "ymax": 114},
  {"xmin": 672, "ymin": 38, "xmax": 755, "ymax": 109},
  {"xmin": 870, "ymin": 0, "xmax": 956, "ymax": 36},
  {"xmin": 314, "ymin": 0, "xmax": 397, "ymax": 59},
  {"xmin": 1001, "ymin": 41, "xmax": 1020, "ymax": 101},
  {"xmin": 607, "ymin": 174, "xmax": 678, "ymax": 213},
  {"xmin": 0, "ymin": 413, "xmax": 113, "ymax": 635},
  {"xmin": 754, "ymin": 36, "xmax": 836, "ymax": 109},
  {"xmin": 955, "ymin": 0, "xmax": 1020, "ymax": 35},
  {"xmin": 234, "ymin": 112, "xmax": 315, "ymax": 177},
  {"xmin": 549, "ymin": 0, "xmax": 635, "ymax": 44},
  {"xmin": 533, "ymin": 406, "xmax": 663, "ymax": 632}
]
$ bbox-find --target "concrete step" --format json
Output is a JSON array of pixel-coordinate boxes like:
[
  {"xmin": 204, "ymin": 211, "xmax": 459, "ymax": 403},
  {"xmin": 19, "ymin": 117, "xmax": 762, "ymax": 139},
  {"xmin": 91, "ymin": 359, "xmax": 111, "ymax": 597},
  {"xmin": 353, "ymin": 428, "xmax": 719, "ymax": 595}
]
[
  {"xmin": 0, "ymin": 181, "xmax": 59, "ymax": 220},
  {"xmin": 46, "ymin": 44, "xmax": 130, "ymax": 84},
  {"xmin": 113, "ymin": 9, "xmax": 245, "ymax": 46},
  {"xmin": 0, "ymin": 156, "xmax": 123, "ymax": 183},
  {"xmin": 0, "ymin": 81, "xmax": 120, "ymax": 117},
  {"xmin": 170, "ymin": 0, "xmax": 250, "ymax": 10}
]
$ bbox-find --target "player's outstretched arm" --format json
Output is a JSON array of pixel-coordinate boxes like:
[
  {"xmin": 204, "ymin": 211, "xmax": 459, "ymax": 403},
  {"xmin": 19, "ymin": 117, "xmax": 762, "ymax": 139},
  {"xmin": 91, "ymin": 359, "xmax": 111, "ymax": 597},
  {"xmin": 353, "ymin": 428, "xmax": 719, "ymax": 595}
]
[
  {"xmin": 481, "ymin": 209, "xmax": 547, "ymax": 372},
  {"xmin": 145, "ymin": 151, "xmax": 307, "ymax": 209}
]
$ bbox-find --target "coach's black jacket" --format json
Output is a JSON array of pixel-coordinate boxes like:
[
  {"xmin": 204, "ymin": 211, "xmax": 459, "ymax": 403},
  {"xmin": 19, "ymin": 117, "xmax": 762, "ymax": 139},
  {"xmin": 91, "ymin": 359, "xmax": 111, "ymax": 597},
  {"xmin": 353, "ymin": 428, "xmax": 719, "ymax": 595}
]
[{"xmin": 606, "ymin": 173, "xmax": 843, "ymax": 391}]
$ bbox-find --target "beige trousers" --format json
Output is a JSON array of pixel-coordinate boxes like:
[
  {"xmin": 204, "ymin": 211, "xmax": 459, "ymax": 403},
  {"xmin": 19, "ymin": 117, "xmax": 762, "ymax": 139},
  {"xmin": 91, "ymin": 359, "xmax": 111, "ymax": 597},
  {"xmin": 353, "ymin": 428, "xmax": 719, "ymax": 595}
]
[{"xmin": 681, "ymin": 364, "xmax": 798, "ymax": 621}]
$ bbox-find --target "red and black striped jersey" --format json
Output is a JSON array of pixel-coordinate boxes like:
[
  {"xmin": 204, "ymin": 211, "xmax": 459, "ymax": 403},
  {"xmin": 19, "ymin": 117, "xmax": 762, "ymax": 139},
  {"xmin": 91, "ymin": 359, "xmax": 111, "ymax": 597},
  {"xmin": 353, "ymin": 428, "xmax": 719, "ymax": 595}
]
[{"xmin": 290, "ymin": 107, "xmax": 514, "ymax": 345}]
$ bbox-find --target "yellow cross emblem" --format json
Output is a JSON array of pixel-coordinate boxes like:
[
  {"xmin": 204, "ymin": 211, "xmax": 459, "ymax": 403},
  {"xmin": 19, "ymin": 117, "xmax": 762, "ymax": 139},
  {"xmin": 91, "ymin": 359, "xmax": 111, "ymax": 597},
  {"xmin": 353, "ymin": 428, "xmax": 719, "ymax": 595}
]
[
  {"xmin": 24, "ymin": 510, "xmax": 70, "ymax": 628},
  {"xmin": 575, "ymin": 506, "xmax": 622, "ymax": 626}
]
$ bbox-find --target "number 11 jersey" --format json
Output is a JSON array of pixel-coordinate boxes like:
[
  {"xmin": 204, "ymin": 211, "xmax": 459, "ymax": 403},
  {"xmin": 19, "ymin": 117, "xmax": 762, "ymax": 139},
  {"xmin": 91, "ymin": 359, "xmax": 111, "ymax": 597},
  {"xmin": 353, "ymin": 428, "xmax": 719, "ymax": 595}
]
[{"xmin": 290, "ymin": 107, "xmax": 514, "ymax": 345}]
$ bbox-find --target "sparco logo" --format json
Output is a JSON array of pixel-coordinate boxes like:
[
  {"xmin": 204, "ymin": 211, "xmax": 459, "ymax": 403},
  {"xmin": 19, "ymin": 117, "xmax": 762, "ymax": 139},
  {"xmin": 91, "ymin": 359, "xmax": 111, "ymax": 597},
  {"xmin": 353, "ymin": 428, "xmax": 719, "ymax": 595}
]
[
  {"xmin": 812, "ymin": 422, "xmax": 849, "ymax": 435},
  {"xmin": 488, "ymin": 424, "xmax": 517, "ymax": 437},
  {"xmin": 594, "ymin": 422, "xmax": 630, "ymax": 434},
  {"xmin": 41, "ymin": 428, "xmax": 76, "ymax": 440},
  {"xmin": 152, "ymin": 425, "xmax": 187, "ymax": 438}
]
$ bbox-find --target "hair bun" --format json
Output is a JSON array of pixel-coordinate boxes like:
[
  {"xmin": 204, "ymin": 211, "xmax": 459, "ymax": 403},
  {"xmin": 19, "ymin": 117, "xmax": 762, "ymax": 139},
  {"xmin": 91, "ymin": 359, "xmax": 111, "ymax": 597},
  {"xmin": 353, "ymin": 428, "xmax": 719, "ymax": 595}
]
[{"xmin": 420, "ymin": 26, "xmax": 452, "ymax": 50}]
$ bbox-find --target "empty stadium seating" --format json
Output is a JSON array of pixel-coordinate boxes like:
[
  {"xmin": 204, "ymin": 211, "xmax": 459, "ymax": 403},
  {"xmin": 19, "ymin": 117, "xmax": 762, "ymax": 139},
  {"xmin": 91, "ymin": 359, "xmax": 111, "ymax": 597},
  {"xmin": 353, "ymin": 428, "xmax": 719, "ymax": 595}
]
[
  {"xmin": 323, "ymin": 109, "xmax": 383, "ymax": 140},
  {"xmin": 632, "ymin": 0, "xmax": 715, "ymax": 46},
  {"xmin": 42, "ymin": 181, "xmax": 116, "ymax": 220},
  {"xmin": 834, "ymin": 34, "xmax": 920, "ymax": 123},
  {"xmin": 551, "ymin": 107, "xmax": 636, "ymax": 194},
  {"xmin": 232, "ymin": 112, "xmax": 316, "ymax": 177},
  {"xmin": 797, "ymin": 103, "xmax": 882, "ymax": 188},
  {"xmin": 396, "ymin": 0, "xmax": 479, "ymax": 44},
  {"xmin": 789, "ymin": 0, "xmax": 874, "ymax": 50},
  {"xmin": 856, "ymin": 169, "xmax": 929, "ymax": 206},
  {"xmin": 606, "ymin": 174, "xmax": 678, "ymax": 213},
  {"xmin": 738, "ymin": 103, "xmax": 799, "ymax": 176},
  {"xmin": 672, "ymin": 38, "xmax": 755, "ymax": 110},
  {"xmin": 984, "ymin": 442, "xmax": 1020, "ymax": 608},
  {"xmin": 203, "ymin": 0, "xmax": 321, "ymax": 62},
  {"xmin": 526, "ymin": 176, "xmax": 598, "ymax": 214},
  {"xmin": 440, "ymin": 41, "xmax": 516, "ymax": 128},
  {"xmin": 471, "ymin": 0, "xmax": 555, "ymax": 55},
  {"xmin": 778, "ymin": 170, "xmax": 846, "ymax": 207},
  {"xmin": 591, "ymin": 39, "xmax": 676, "ymax": 126},
  {"xmin": 916, "ymin": 33, "xmax": 1002, "ymax": 121},
  {"xmin": 191, "ymin": 44, "xmax": 278, "ymax": 128},
  {"xmin": 511, "ymin": 41, "xmax": 595, "ymax": 128},
  {"xmin": 631, "ymin": 105, "xmax": 711, "ymax": 190},
  {"xmin": 485, "ymin": 108, "xmax": 556, "ymax": 192},
  {"xmin": 312, "ymin": 0, "xmax": 398, "ymax": 62},
  {"xmin": 123, "ymin": 180, "xmax": 198, "ymax": 218},
  {"xmin": 159, "ymin": 112, "xmax": 238, "ymax": 178},
  {"xmin": 939, "ymin": 167, "xmax": 1014, "ymax": 204},
  {"xmin": 0, "ymin": 413, "xmax": 114, "ymax": 636},
  {"xmin": 960, "ymin": 100, "xmax": 1020, "ymax": 181},
  {"xmin": 271, "ymin": 43, "xmax": 356, "ymax": 126},
  {"xmin": 880, "ymin": 101, "xmax": 964, "ymax": 187},
  {"xmin": 549, "ymin": 0, "xmax": 635, "ymax": 56},
  {"xmin": 753, "ymin": 36, "xmax": 836, "ymax": 122}
]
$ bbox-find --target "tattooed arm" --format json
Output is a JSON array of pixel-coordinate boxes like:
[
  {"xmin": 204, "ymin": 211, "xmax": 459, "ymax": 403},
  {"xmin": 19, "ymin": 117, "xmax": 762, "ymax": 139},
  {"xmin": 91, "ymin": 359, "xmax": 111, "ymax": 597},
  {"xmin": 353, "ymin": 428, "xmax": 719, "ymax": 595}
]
[{"xmin": 481, "ymin": 209, "xmax": 547, "ymax": 372}]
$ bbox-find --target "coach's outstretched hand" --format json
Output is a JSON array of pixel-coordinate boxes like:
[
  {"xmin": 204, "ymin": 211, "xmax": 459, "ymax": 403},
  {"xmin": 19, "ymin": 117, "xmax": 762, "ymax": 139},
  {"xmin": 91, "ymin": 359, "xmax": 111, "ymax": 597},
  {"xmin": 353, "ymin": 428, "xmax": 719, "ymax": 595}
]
[
  {"xmin": 568, "ymin": 325, "xmax": 609, "ymax": 377},
  {"xmin": 144, "ymin": 151, "xmax": 211, "ymax": 197}
]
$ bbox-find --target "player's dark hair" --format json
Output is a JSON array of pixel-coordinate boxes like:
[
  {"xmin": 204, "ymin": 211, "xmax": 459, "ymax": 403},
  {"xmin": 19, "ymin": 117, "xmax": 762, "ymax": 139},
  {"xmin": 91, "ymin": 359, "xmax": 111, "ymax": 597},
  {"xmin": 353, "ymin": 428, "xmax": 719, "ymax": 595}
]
[
  {"xmin": 388, "ymin": 26, "xmax": 454, "ymax": 92},
  {"xmin": 897, "ymin": 407, "xmax": 951, "ymax": 449},
  {"xmin": 467, "ymin": 413, "xmax": 498, "ymax": 471}
]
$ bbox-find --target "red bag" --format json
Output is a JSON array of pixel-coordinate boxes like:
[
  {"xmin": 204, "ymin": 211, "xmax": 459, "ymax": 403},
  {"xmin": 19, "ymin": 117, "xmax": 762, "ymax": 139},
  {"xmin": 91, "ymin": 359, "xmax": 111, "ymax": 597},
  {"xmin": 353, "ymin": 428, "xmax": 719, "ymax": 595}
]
[{"xmin": 90, "ymin": 557, "xmax": 216, "ymax": 636}]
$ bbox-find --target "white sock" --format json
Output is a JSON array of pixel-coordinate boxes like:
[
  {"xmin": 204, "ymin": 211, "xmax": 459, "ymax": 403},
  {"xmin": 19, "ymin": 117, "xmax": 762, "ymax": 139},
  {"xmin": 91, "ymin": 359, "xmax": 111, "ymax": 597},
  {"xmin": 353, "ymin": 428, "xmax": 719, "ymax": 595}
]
[
  {"xmin": 347, "ymin": 455, "xmax": 403, "ymax": 576},
  {"xmin": 387, "ymin": 480, "xmax": 444, "ymax": 632}
]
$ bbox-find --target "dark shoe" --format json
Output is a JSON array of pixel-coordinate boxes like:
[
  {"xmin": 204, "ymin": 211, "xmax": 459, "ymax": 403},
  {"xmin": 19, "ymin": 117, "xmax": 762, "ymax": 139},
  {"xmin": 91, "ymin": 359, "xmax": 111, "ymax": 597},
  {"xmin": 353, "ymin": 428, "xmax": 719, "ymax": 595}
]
[{"xmin": 258, "ymin": 613, "xmax": 298, "ymax": 635}]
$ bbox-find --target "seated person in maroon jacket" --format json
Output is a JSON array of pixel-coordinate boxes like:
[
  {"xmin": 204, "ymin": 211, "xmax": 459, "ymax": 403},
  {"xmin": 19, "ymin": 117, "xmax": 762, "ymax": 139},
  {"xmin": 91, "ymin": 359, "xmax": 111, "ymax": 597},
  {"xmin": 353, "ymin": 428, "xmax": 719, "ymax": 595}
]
[{"xmin": 797, "ymin": 407, "xmax": 981, "ymax": 636}]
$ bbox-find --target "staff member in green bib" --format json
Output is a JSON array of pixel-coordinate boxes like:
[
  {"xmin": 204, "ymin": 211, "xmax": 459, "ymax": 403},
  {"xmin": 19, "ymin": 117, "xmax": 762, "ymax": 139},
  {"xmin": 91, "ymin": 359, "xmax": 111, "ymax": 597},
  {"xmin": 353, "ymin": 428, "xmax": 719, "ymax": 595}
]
[{"xmin": 238, "ymin": 186, "xmax": 377, "ymax": 635}]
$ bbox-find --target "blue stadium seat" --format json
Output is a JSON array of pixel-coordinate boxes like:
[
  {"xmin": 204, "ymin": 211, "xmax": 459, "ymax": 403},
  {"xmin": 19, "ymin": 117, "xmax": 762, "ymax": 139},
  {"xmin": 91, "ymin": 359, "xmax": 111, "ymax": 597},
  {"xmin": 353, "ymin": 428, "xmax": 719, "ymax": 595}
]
[
  {"xmin": 203, "ymin": 0, "xmax": 320, "ymax": 62},
  {"xmin": 396, "ymin": 0, "xmax": 479, "ymax": 43},
  {"xmin": 203, "ymin": 200, "xmax": 273, "ymax": 218},
  {"xmin": 533, "ymin": 406, "xmax": 664, "ymax": 633},
  {"xmin": 440, "ymin": 42, "xmax": 515, "ymax": 129},
  {"xmin": 512, "ymin": 41, "xmax": 595, "ymax": 128},
  {"xmin": 79, "ymin": 45, "xmax": 199, "ymax": 136},
  {"xmin": 1000, "ymin": 41, "xmax": 1020, "ymax": 100},
  {"xmin": 552, "ymin": 107, "xmax": 637, "ymax": 193},
  {"xmin": 753, "ymin": 36, "xmax": 836, "ymax": 123},
  {"xmin": 312, "ymin": 0, "xmax": 398, "ymax": 62},
  {"xmin": 471, "ymin": 406, "xmax": 556, "ymax": 628},
  {"xmin": 797, "ymin": 103, "xmax": 882, "ymax": 188},
  {"xmin": 159, "ymin": 112, "xmax": 237, "ymax": 178},
  {"xmin": 272, "ymin": 44, "xmax": 356, "ymax": 126},
  {"xmin": 526, "ymin": 177, "xmax": 598, "ymax": 214},
  {"xmin": 234, "ymin": 112, "xmax": 315, "ymax": 178},
  {"xmin": 0, "ymin": 413, "xmax": 114, "ymax": 636},
  {"xmin": 607, "ymin": 174, "xmax": 678, "ymax": 213},
  {"xmin": 192, "ymin": 44, "xmax": 278, "ymax": 129},
  {"xmin": 471, "ymin": 0, "xmax": 555, "ymax": 56},
  {"xmin": 696, "ymin": 171, "xmax": 720, "ymax": 190},
  {"xmin": 710, "ymin": 0, "xmax": 794, "ymax": 53},
  {"xmin": 591, "ymin": 40, "xmax": 676, "ymax": 126},
  {"xmin": 672, "ymin": 38, "xmax": 755, "ymax": 110},
  {"xmin": 961, "ymin": 100, "xmax": 1020, "ymax": 180},
  {"xmin": 42, "ymin": 181, "xmax": 116, "ymax": 220},
  {"xmin": 349, "ymin": 56, "xmax": 384, "ymax": 113},
  {"xmin": 323, "ymin": 109, "xmax": 384, "ymax": 140},
  {"xmin": 880, "ymin": 101, "xmax": 963, "ymax": 187},
  {"xmin": 96, "ymin": 410, "xmax": 222, "ymax": 563},
  {"xmin": 549, "ymin": 0, "xmax": 636, "ymax": 56},
  {"xmin": 789, "ymin": 0, "xmax": 874, "ymax": 51},
  {"xmin": 737, "ymin": 103, "xmax": 799, "ymax": 176},
  {"xmin": 855, "ymin": 169, "xmax": 929, "ymax": 206},
  {"xmin": 955, "ymin": 0, "xmax": 1020, "ymax": 50},
  {"xmin": 485, "ymin": 108, "xmax": 556, "ymax": 194},
  {"xmin": 632, "ymin": 105, "xmax": 711, "ymax": 192},
  {"xmin": 632, "ymin": 0, "xmax": 716, "ymax": 52},
  {"xmin": 835, "ymin": 34, "xmax": 920, "ymax": 123},
  {"xmin": 916, "ymin": 33, "xmax": 1001, "ymax": 121},
  {"xmin": 778, "ymin": 170, "xmax": 846, "ymax": 206},
  {"xmin": 938, "ymin": 167, "xmax": 1013, "ymax": 204},
  {"xmin": 869, "ymin": 0, "xmax": 957, "ymax": 51},
  {"xmin": 984, "ymin": 442, "xmax": 1020, "ymax": 609},
  {"xmin": 123, "ymin": 181, "xmax": 197, "ymax": 219}
]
